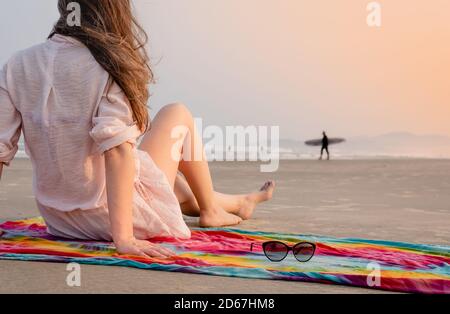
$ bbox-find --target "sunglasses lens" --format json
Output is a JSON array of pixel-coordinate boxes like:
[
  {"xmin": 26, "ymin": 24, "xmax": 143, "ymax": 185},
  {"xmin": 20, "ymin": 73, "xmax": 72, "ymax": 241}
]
[
  {"xmin": 263, "ymin": 242, "xmax": 288, "ymax": 261},
  {"xmin": 293, "ymin": 243, "xmax": 315, "ymax": 262}
]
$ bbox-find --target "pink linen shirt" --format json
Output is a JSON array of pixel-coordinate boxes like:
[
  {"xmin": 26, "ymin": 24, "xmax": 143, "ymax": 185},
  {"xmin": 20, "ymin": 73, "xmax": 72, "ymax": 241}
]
[
  {"xmin": 0, "ymin": 34, "xmax": 191, "ymax": 240},
  {"xmin": 0, "ymin": 34, "xmax": 143, "ymax": 212}
]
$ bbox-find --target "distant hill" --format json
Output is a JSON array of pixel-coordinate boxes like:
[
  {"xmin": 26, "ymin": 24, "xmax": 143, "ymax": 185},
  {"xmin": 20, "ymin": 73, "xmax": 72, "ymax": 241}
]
[{"xmin": 279, "ymin": 132, "xmax": 450, "ymax": 159}]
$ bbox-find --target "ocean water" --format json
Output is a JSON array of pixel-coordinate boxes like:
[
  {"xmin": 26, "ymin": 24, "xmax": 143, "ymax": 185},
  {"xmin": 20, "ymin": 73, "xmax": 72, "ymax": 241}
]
[
  {"xmin": 16, "ymin": 141, "xmax": 27, "ymax": 158},
  {"xmin": 15, "ymin": 139, "xmax": 450, "ymax": 160}
]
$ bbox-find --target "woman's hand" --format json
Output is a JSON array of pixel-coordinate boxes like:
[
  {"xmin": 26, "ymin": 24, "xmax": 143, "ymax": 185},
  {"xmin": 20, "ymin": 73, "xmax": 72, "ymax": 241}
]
[
  {"xmin": 115, "ymin": 237, "xmax": 175, "ymax": 259},
  {"xmin": 104, "ymin": 144, "xmax": 175, "ymax": 259}
]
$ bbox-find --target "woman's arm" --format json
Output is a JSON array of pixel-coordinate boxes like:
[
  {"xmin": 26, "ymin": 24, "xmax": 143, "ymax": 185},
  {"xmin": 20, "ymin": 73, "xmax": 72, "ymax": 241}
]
[{"xmin": 104, "ymin": 143, "xmax": 174, "ymax": 258}]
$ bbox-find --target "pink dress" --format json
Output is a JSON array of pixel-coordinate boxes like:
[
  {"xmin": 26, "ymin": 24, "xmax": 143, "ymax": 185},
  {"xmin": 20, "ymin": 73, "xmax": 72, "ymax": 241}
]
[{"xmin": 0, "ymin": 34, "xmax": 191, "ymax": 241}]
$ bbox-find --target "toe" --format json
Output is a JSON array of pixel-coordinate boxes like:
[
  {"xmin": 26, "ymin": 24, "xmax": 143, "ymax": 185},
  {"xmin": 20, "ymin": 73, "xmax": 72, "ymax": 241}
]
[
  {"xmin": 260, "ymin": 182, "xmax": 269, "ymax": 191},
  {"xmin": 261, "ymin": 181, "xmax": 274, "ymax": 192}
]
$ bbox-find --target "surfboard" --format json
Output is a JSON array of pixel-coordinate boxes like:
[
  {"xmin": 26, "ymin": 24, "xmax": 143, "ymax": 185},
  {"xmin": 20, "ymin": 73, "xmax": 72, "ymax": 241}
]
[{"xmin": 304, "ymin": 138, "xmax": 346, "ymax": 146}]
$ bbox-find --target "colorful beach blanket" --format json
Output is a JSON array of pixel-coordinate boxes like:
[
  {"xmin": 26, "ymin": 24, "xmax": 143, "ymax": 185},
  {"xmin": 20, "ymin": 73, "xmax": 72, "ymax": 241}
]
[{"xmin": 0, "ymin": 217, "xmax": 449, "ymax": 294}]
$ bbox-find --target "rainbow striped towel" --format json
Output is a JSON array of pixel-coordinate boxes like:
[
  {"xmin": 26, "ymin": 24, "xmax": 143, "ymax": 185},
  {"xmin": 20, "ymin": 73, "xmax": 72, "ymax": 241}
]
[{"xmin": 0, "ymin": 217, "xmax": 449, "ymax": 294}]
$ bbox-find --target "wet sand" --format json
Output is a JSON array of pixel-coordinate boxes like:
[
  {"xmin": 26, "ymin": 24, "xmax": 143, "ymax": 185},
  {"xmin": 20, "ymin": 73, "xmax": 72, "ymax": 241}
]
[{"xmin": 1, "ymin": 158, "xmax": 449, "ymax": 293}]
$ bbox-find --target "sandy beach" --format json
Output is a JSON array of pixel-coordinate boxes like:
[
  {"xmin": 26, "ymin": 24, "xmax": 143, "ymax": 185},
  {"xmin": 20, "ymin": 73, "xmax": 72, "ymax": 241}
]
[{"xmin": 1, "ymin": 158, "xmax": 449, "ymax": 294}]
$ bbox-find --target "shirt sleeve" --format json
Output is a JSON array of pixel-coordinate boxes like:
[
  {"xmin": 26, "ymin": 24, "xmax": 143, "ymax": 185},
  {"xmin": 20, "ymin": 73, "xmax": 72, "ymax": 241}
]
[
  {"xmin": 0, "ymin": 63, "xmax": 22, "ymax": 165},
  {"xmin": 90, "ymin": 80, "xmax": 142, "ymax": 154}
]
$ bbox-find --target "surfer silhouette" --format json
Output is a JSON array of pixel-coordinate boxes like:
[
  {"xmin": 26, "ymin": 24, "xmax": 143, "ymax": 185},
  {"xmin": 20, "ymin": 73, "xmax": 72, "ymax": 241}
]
[
  {"xmin": 319, "ymin": 131, "xmax": 330, "ymax": 160},
  {"xmin": 305, "ymin": 133, "xmax": 344, "ymax": 159}
]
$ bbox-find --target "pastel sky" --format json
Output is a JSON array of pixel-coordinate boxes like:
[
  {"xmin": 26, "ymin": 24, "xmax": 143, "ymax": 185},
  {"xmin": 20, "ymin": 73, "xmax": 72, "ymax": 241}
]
[{"xmin": 1, "ymin": 0, "xmax": 449, "ymax": 139}]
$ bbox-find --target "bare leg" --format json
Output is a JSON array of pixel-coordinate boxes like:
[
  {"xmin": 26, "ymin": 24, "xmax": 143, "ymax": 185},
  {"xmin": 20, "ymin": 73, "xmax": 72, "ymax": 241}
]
[
  {"xmin": 139, "ymin": 103, "xmax": 242, "ymax": 227},
  {"xmin": 175, "ymin": 173, "xmax": 275, "ymax": 219}
]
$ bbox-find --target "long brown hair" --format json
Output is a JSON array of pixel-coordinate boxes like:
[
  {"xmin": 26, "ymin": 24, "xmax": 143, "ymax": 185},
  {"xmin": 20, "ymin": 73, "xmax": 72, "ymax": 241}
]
[{"xmin": 50, "ymin": 0, "xmax": 152, "ymax": 131}]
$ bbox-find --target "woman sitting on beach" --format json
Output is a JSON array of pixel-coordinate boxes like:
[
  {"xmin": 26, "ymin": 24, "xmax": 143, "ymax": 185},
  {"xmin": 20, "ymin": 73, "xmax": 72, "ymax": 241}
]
[{"xmin": 0, "ymin": 0, "xmax": 274, "ymax": 258}]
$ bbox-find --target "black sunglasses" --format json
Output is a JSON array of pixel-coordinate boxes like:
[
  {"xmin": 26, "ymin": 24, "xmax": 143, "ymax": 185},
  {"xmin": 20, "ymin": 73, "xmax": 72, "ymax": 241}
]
[{"xmin": 250, "ymin": 241, "xmax": 316, "ymax": 262}]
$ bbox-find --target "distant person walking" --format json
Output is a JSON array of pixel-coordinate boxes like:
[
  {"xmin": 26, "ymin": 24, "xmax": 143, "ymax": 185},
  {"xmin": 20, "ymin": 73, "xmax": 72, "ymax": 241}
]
[{"xmin": 320, "ymin": 131, "xmax": 330, "ymax": 160}]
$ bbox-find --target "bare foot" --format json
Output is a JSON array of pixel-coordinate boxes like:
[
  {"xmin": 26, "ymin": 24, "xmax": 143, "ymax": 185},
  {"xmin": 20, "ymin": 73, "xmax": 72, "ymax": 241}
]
[
  {"xmin": 199, "ymin": 207, "xmax": 243, "ymax": 228},
  {"xmin": 238, "ymin": 181, "xmax": 275, "ymax": 220}
]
